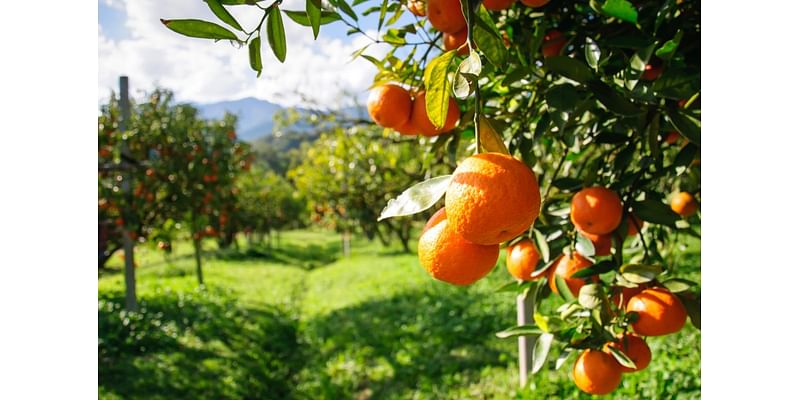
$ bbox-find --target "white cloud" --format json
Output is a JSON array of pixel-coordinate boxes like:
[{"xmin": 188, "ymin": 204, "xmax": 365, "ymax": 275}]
[{"xmin": 98, "ymin": 0, "xmax": 390, "ymax": 107}]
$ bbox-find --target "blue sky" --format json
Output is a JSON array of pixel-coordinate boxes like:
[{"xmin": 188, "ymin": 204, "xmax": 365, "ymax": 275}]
[{"xmin": 98, "ymin": 0, "xmax": 421, "ymax": 107}]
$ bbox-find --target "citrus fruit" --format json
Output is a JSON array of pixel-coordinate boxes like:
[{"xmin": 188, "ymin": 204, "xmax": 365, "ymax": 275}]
[
  {"xmin": 407, "ymin": 0, "xmax": 426, "ymax": 16},
  {"xmin": 367, "ymin": 84, "xmax": 412, "ymax": 129},
  {"xmin": 547, "ymin": 252, "xmax": 594, "ymax": 297},
  {"xmin": 626, "ymin": 214, "xmax": 644, "ymax": 237},
  {"xmin": 443, "ymin": 29, "xmax": 469, "ymax": 56},
  {"xmin": 409, "ymin": 91, "xmax": 461, "ymax": 136},
  {"xmin": 422, "ymin": 207, "xmax": 448, "ymax": 234},
  {"xmin": 484, "ymin": 0, "xmax": 515, "ymax": 11},
  {"xmin": 671, "ymin": 192, "xmax": 698, "ymax": 217},
  {"xmin": 427, "ymin": 0, "xmax": 466, "ymax": 33},
  {"xmin": 606, "ymin": 334, "xmax": 652, "ymax": 373},
  {"xmin": 570, "ymin": 186, "xmax": 623, "ymax": 235},
  {"xmin": 394, "ymin": 119, "xmax": 418, "ymax": 136},
  {"xmin": 626, "ymin": 287, "xmax": 687, "ymax": 336},
  {"xmin": 610, "ymin": 284, "xmax": 646, "ymax": 309},
  {"xmin": 578, "ymin": 230, "xmax": 612, "ymax": 257},
  {"xmin": 541, "ymin": 30, "xmax": 568, "ymax": 58},
  {"xmin": 418, "ymin": 208, "xmax": 500, "ymax": 285},
  {"xmin": 573, "ymin": 349, "xmax": 623, "ymax": 395},
  {"xmin": 521, "ymin": 0, "xmax": 550, "ymax": 7},
  {"xmin": 664, "ymin": 131, "xmax": 681, "ymax": 145},
  {"xmin": 641, "ymin": 62, "xmax": 663, "ymax": 81},
  {"xmin": 506, "ymin": 238, "xmax": 545, "ymax": 281},
  {"xmin": 445, "ymin": 153, "xmax": 541, "ymax": 245}
]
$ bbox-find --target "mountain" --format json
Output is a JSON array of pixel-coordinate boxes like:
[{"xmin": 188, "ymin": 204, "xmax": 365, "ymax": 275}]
[{"xmin": 196, "ymin": 97, "xmax": 282, "ymax": 142}]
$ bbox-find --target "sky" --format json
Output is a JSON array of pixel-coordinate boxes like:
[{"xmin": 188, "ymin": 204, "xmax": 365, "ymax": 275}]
[{"xmin": 98, "ymin": 0, "xmax": 411, "ymax": 107}]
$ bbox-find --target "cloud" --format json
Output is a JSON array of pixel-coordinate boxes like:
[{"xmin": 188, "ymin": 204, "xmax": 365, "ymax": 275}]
[{"xmin": 98, "ymin": 0, "xmax": 390, "ymax": 107}]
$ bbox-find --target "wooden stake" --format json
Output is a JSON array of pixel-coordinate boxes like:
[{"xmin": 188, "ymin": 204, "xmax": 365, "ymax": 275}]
[
  {"xmin": 119, "ymin": 76, "xmax": 138, "ymax": 311},
  {"xmin": 517, "ymin": 290, "xmax": 534, "ymax": 387}
]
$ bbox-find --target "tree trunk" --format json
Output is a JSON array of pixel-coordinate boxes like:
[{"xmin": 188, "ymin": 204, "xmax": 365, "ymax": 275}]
[
  {"xmin": 123, "ymin": 230, "xmax": 138, "ymax": 311},
  {"xmin": 342, "ymin": 229, "xmax": 351, "ymax": 257},
  {"xmin": 193, "ymin": 237, "xmax": 204, "ymax": 286},
  {"xmin": 374, "ymin": 225, "xmax": 391, "ymax": 247}
]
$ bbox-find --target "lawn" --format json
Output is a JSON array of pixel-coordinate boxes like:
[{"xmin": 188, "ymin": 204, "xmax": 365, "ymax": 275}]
[{"xmin": 99, "ymin": 229, "xmax": 700, "ymax": 399}]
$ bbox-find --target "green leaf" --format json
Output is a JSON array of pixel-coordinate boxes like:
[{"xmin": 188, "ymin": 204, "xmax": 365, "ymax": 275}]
[
  {"xmin": 267, "ymin": 7, "xmax": 287, "ymax": 62},
  {"xmin": 423, "ymin": 50, "xmax": 457, "ymax": 129},
  {"xmin": 205, "ymin": 0, "xmax": 243, "ymax": 31},
  {"xmin": 555, "ymin": 348, "xmax": 573, "ymax": 370},
  {"xmin": 495, "ymin": 324, "xmax": 542, "ymax": 339},
  {"xmin": 306, "ymin": 0, "xmax": 322, "ymax": 39},
  {"xmin": 655, "ymin": 30, "xmax": 683, "ymax": 61},
  {"xmin": 478, "ymin": 116, "xmax": 510, "ymax": 154},
  {"xmin": 531, "ymin": 333, "xmax": 554, "ymax": 374},
  {"xmin": 571, "ymin": 259, "xmax": 616, "ymax": 278},
  {"xmin": 336, "ymin": 0, "xmax": 359, "ymax": 21},
  {"xmin": 666, "ymin": 108, "xmax": 701, "ymax": 145},
  {"xmin": 585, "ymin": 37, "xmax": 601, "ymax": 70},
  {"xmin": 619, "ymin": 264, "xmax": 662, "ymax": 284},
  {"xmin": 160, "ymin": 19, "xmax": 239, "ymax": 41},
  {"xmin": 545, "ymin": 84, "xmax": 580, "ymax": 111},
  {"xmin": 283, "ymin": 10, "xmax": 341, "ymax": 26},
  {"xmin": 454, "ymin": 51, "xmax": 482, "ymax": 99},
  {"xmin": 529, "ymin": 19, "xmax": 548, "ymax": 64},
  {"xmin": 543, "ymin": 56, "xmax": 594, "ymax": 84},
  {"xmin": 626, "ymin": 44, "xmax": 655, "ymax": 91},
  {"xmin": 533, "ymin": 313, "xmax": 550, "ymax": 332},
  {"xmin": 248, "ymin": 37, "xmax": 262, "ymax": 77},
  {"xmin": 600, "ymin": 0, "xmax": 638, "ymax": 24},
  {"xmin": 678, "ymin": 292, "xmax": 701, "ymax": 330},
  {"xmin": 652, "ymin": 67, "xmax": 700, "ymax": 99},
  {"xmin": 586, "ymin": 79, "xmax": 641, "ymax": 116},
  {"xmin": 662, "ymin": 278, "xmax": 696, "ymax": 293},
  {"xmin": 607, "ymin": 344, "xmax": 637, "ymax": 369},
  {"xmin": 378, "ymin": 175, "xmax": 453, "ymax": 221},
  {"xmin": 474, "ymin": 22, "xmax": 507, "ymax": 68},
  {"xmin": 378, "ymin": 0, "xmax": 389, "ymax": 31},
  {"xmin": 632, "ymin": 198, "xmax": 679, "ymax": 226},
  {"xmin": 647, "ymin": 111, "xmax": 661, "ymax": 160},
  {"xmin": 578, "ymin": 283, "xmax": 604, "ymax": 309},
  {"xmin": 496, "ymin": 280, "xmax": 532, "ymax": 293},
  {"xmin": 533, "ymin": 229, "xmax": 550, "ymax": 263},
  {"xmin": 551, "ymin": 177, "xmax": 583, "ymax": 191},
  {"xmin": 575, "ymin": 233, "xmax": 595, "ymax": 258},
  {"xmin": 555, "ymin": 274, "xmax": 575, "ymax": 301}
]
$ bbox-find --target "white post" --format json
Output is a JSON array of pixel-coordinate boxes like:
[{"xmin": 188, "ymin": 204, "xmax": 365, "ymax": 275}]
[
  {"xmin": 517, "ymin": 290, "xmax": 534, "ymax": 387},
  {"xmin": 119, "ymin": 76, "xmax": 138, "ymax": 311}
]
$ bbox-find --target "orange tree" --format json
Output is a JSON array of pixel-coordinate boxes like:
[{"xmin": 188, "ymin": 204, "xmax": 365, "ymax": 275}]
[
  {"xmin": 165, "ymin": 0, "xmax": 700, "ymax": 394},
  {"xmin": 234, "ymin": 165, "xmax": 305, "ymax": 246}
]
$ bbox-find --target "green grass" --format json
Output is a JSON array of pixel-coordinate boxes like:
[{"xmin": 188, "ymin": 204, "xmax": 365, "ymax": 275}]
[{"xmin": 99, "ymin": 229, "xmax": 700, "ymax": 399}]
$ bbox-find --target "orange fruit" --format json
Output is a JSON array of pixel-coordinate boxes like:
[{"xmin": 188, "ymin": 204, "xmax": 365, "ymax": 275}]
[
  {"xmin": 664, "ymin": 131, "xmax": 681, "ymax": 145},
  {"xmin": 573, "ymin": 349, "xmax": 623, "ymax": 395},
  {"xmin": 506, "ymin": 238, "xmax": 545, "ymax": 281},
  {"xmin": 445, "ymin": 153, "xmax": 541, "ymax": 245},
  {"xmin": 427, "ymin": 0, "xmax": 466, "ymax": 33},
  {"xmin": 367, "ymin": 84, "xmax": 412, "ymax": 129},
  {"xmin": 541, "ymin": 30, "xmax": 567, "ymax": 58},
  {"xmin": 407, "ymin": 0, "xmax": 426, "ymax": 16},
  {"xmin": 443, "ymin": 29, "xmax": 469, "ymax": 56},
  {"xmin": 418, "ymin": 208, "xmax": 500, "ymax": 285},
  {"xmin": 484, "ymin": 0, "xmax": 515, "ymax": 11},
  {"xmin": 578, "ymin": 230, "xmax": 612, "ymax": 257},
  {"xmin": 547, "ymin": 252, "xmax": 594, "ymax": 297},
  {"xmin": 521, "ymin": 0, "xmax": 550, "ymax": 7},
  {"xmin": 409, "ymin": 91, "xmax": 461, "ymax": 136},
  {"xmin": 610, "ymin": 284, "xmax": 646, "ymax": 309},
  {"xmin": 627, "ymin": 287, "xmax": 687, "ymax": 336},
  {"xmin": 394, "ymin": 119, "xmax": 419, "ymax": 136},
  {"xmin": 641, "ymin": 62, "xmax": 663, "ymax": 81},
  {"xmin": 671, "ymin": 192, "xmax": 698, "ymax": 217},
  {"xmin": 570, "ymin": 187, "xmax": 623, "ymax": 235},
  {"xmin": 606, "ymin": 334, "xmax": 652, "ymax": 373},
  {"xmin": 626, "ymin": 214, "xmax": 644, "ymax": 237},
  {"xmin": 422, "ymin": 207, "xmax": 448, "ymax": 234}
]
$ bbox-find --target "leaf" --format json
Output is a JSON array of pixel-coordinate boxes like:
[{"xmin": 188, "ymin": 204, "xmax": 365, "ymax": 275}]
[
  {"xmin": 571, "ymin": 259, "xmax": 616, "ymax": 278},
  {"xmin": 555, "ymin": 348, "xmax": 573, "ymax": 370},
  {"xmin": 543, "ymin": 56, "xmax": 594, "ymax": 84},
  {"xmin": 555, "ymin": 274, "xmax": 575, "ymax": 301},
  {"xmin": 626, "ymin": 44, "xmax": 655, "ymax": 91},
  {"xmin": 378, "ymin": 175, "xmax": 453, "ymax": 221},
  {"xmin": 248, "ymin": 37, "xmax": 262, "ymax": 77},
  {"xmin": 495, "ymin": 324, "xmax": 542, "ymax": 339},
  {"xmin": 632, "ymin": 198, "xmax": 679, "ymax": 226},
  {"xmin": 600, "ymin": 0, "xmax": 638, "ymax": 24},
  {"xmin": 306, "ymin": 0, "xmax": 322, "ymax": 39},
  {"xmin": 619, "ymin": 264, "xmax": 662, "ymax": 284},
  {"xmin": 454, "ymin": 51, "xmax": 482, "ymax": 99},
  {"xmin": 586, "ymin": 79, "xmax": 641, "ymax": 116},
  {"xmin": 678, "ymin": 292, "xmax": 701, "ymax": 330},
  {"xmin": 474, "ymin": 9, "xmax": 507, "ymax": 67},
  {"xmin": 607, "ymin": 344, "xmax": 637, "ymax": 369},
  {"xmin": 267, "ymin": 7, "xmax": 287, "ymax": 62},
  {"xmin": 533, "ymin": 229, "xmax": 550, "ymax": 263},
  {"xmin": 160, "ymin": 19, "xmax": 239, "ymax": 41},
  {"xmin": 666, "ymin": 108, "xmax": 701, "ymax": 145},
  {"xmin": 575, "ymin": 233, "xmax": 595, "ymax": 258},
  {"xmin": 205, "ymin": 0, "xmax": 243, "ymax": 31},
  {"xmin": 673, "ymin": 143, "xmax": 698, "ymax": 169},
  {"xmin": 378, "ymin": 0, "xmax": 388, "ymax": 31},
  {"xmin": 662, "ymin": 278, "xmax": 696, "ymax": 293},
  {"xmin": 585, "ymin": 37, "xmax": 601, "ymax": 70},
  {"xmin": 578, "ymin": 283, "xmax": 604, "ymax": 309},
  {"xmin": 336, "ymin": 0, "xmax": 359, "ymax": 21},
  {"xmin": 531, "ymin": 333, "xmax": 554, "ymax": 374},
  {"xmin": 478, "ymin": 116, "xmax": 510, "ymax": 154},
  {"xmin": 534, "ymin": 313, "xmax": 550, "ymax": 332},
  {"xmin": 551, "ymin": 177, "xmax": 583, "ymax": 192},
  {"xmin": 423, "ymin": 51, "xmax": 457, "ymax": 129},
  {"xmin": 496, "ymin": 280, "xmax": 532, "ymax": 293},
  {"xmin": 283, "ymin": 10, "xmax": 341, "ymax": 26},
  {"xmin": 656, "ymin": 30, "xmax": 683, "ymax": 61},
  {"xmin": 545, "ymin": 84, "xmax": 580, "ymax": 111}
]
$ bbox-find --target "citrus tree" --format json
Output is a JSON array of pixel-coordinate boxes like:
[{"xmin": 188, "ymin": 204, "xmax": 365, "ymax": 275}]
[
  {"xmin": 235, "ymin": 165, "xmax": 305, "ymax": 246},
  {"xmin": 164, "ymin": 0, "xmax": 700, "ymax": 394}
]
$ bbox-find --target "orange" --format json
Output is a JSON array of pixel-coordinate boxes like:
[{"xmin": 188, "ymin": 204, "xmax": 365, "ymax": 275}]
[
  {"xmin": 521, "ymin": 0, "xmax": 550, "ymax": 7},
  {"xmin": 541, "ymin": 30, "xmax": 567, "ymax": 58},
  {"xmin": 664, "ymin": 131, "xmax": 681, "ymax": 145},
  {"xmin": 418, "ymin": 208, "xmax": 500, "ymax": 285},
  {"xmin": 570, "ymin": 187, "xmax": 623, "ymax": 235},
  {"xmin": 506, "ymin": 238, "xmax": 545, "ymax": 281},
  {"xmin": 606, "ymin": 334, "xmax": 652, "ymax": 373},
  {"xmin": 407, "ymin": 0, "xmax": 426, "ymax": 16},
  {"xmin": 610, "ymin": 284, "xmax": 646, "ymax": 309},
  {"xmin": 641, "ymin": 62, "xmax": 663, "ymax": 81},
  {"xmin": 626, "ymin": 214, "xmax": 644, "ymax": 237},
  {"xmin": 445, "ymin": 153, "xmax": 541, "ymax": 245},
  {"xmin": 671, "ymin": 192, "xmax": 698, "ymax": 217},
  {"xmin": 410, "ymin": 92, "xmax": 461, "ymax": 136},
  {"xmin": 627, "ymin": 287, "xmax": 687, "ymax": 336},
  {"xmin": 367, "ymin": 84, "xmax": 412, "ymax": 129},
  {"xmin": 443, "ymin": 29, "xmax": 469, "ymax": 56},
  {"xmin": 547, "ymin": 252, "xmax": 594, "ymax": 297},
  {"xmin": 427, "ymin": 0, "xmax": 466, "ymax": 33},
  {"xmin": 578, "ymin": 230, "xmax": 612, "ymax": 257},
  {"xmin": 422, "ymin": 207, "xmax": 448, "ymax": 234},
  {"xmin": 573, "ymin": 349, "xmax": 623, "ymax": 395},
  {"xmin": 394, "ymin": 119, "xmax": 419, "ymax": 136},
  {"xmin": 484, "ymin": 0, "xmax": 515, "ymax": 11}
]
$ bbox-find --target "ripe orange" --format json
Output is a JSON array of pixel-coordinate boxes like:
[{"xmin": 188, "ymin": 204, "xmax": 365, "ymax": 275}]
[
  {"xmin": 570, "ymin": 187, "xmax": 623, "ymax": 235},
  {"xmin": 418, "ymin": 208, "xmax": 500, "ymax": 285},
  {"xmin": 610, "ymin": 284, "xmax": 646, "ymax": 308},
  {"xmin": 443, "ymin": 29, "xmax": 469, "ymax": 56},
  {"xmin": 664, "ymin": 131, "xmax": 681, "ymax": 145},
  {"xmin": 606, "ymin": 334, "xmax": 652, "ymax": 373},
  {"xmin": 641, "ymin": 62, "xmax": 663, "ymax": 81},
  {"xmin": 573, "ymin": 349, "xmax": 623, "ymax": 395},
  {"xmin": 422, "ymin": 207, "xmax": 448, "ymax": 234},
  {"xmin": 626, "ymin": 214, "xmax": 644, "ymax": 237},
  {"xmin": 484, "ymin": 0, "xmax": 515, "ymax": 11},
  {"xmin": 578, "ymin": 230, "xmax": 612, "ymax": 257},
  {"xmin": 445, "ymin": 153, "xmax": 541, "ymax": 245},
  {"xmin": 506, "ymin": 238, "xmax": 545, "ymax": 281},
  {"xmin": 367, "ymin": 84, "xmax": 413, "ymax": 129},
  {"xmin": 521, "ymin": 0, "xmax": 550, "ymax": 7},
  {"xmin": 409, "ymin": 92, "xmax": 461, "ymax": 136},
  {"xmin": 541, "ymin": 30, "xmax": 567, "ymax": 58},
  {"xmin": 547, "ymin": 252, "xmax": 594, "ymax": 297},
  {"xmin": 671, "ymin": 192, "xmax": 698, "ymax": 217},
  {"xmin": 394, "ymin": 119, "xmax": 418, "ymax": 136},
  {"xmin": 407, "ymin": 0, "xmax": 426, "ymax": 16},
  {"xmin": 627, "ymin": 287, "xmax": 687, "ymax": 336},
  {"xmin": 427, "ymin": 0, "xmax": 466, "ymax": 33}
]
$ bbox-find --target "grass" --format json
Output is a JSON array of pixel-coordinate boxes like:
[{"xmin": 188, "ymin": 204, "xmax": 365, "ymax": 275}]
[{"xmin": 99, "ymin": 229, "xmax": 700, "ymax": 399}]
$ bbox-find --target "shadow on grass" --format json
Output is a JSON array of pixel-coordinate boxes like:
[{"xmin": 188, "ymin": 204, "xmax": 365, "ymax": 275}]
[
  {"xmin": 213, "ymin": 240, "xmax": 342, "ymax": 270},
  {"xmin": 99, "ymin": 288, "xmax": 303, "ymax": 400}
]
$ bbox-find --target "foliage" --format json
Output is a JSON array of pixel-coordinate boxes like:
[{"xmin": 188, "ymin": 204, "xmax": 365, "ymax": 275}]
[{"xmin": 235, "ymin": 166, "xmax": 306, "ymax": 238}]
